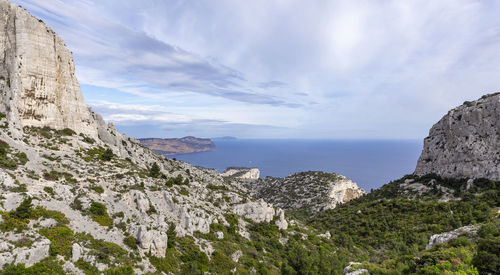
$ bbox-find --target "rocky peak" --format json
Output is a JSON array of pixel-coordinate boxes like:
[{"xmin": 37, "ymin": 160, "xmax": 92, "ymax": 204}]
[
  {"xmin": 248, "ymin": 171, "xmax": 366, "ymax": 213},
  {"xmin": 415, "ymin": 93, "xmax": 500, "ymax": 180},
  {"xmin": 0, "ymin": 0, "xmax": 98, "ymax": 139}
]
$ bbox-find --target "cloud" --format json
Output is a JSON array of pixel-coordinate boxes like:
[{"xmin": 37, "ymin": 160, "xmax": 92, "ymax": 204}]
[
  {"xmin": 13, "ymin": 0, "xmax": 298, "ymax": 107},
  {"xmin": 11, "ymin": 0, "xmax": 500, "ymax": 139}
]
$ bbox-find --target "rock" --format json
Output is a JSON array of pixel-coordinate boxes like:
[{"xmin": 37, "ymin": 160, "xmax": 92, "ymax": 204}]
[
  {"xmin": 38, "ymin": 218, "xmax": 57, "ymax": 228},
  {"xmin": 231, "ymin": 250, "xmax": 243, "ymax": 262},
  {"xmin": 72, "ymin": 243, "xmax": 82, "ymax": 262},
  {"xmin": 426, "ymin": 224, "xmax": 480, "ymax": 250},
  {"xmin": 0, "ymin": 0, "xmax": 99, "ymax": 138},
  {"xmin": 275, "ymin": 208, "xmax": 288, "ymax": 230},
  {"xmin": 0, "ymin": 171, "xmax": 15, "ymax": 188},
  {"xmin": 0, "ymin": 238, "xmax": 50, "ymax": 267},
  {"xmin": 344, "ymin": 262, "xmax": 369, "ymax": 275},
  {"xmin": 222, "ymin": 167, "xmax": 260, "ymax": 179},
  {"xmin": 318, "ymin": 231, "xmax": 331, "ymax": 239},
  {"xmin": 415, "ymin": 93, "xmax": 500, "ymax": 180},
  {"xmin": 249, "ymin": 171, "xmax": 366, "ymax": 213},
  {"xmin": 233, "ymin": 199, "xmax": 275, "ymax": 223},
  {"xmin": 136, "ymin": 226, "xmax": 168, "ymax": 257},
  {"xmin": 215, "ymin": 231, "xmax": 224, "ymax": 240}
]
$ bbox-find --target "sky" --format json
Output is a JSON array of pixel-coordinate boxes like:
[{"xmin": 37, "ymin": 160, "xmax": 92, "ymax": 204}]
[{"xmin": 11, "ymin": 0, "xmax": 500, "ymax": 139}]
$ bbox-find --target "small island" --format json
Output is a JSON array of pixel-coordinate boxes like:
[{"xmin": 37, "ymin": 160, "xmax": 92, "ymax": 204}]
[{"xmin": 139, "ymin": 136, "xmax": 216, "ymax": 155}]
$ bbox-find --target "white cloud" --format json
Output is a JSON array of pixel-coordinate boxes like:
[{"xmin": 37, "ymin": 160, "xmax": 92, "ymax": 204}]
[{"xmin": 11, "ymin": 0, "xmax": 500, "ymax": 138}]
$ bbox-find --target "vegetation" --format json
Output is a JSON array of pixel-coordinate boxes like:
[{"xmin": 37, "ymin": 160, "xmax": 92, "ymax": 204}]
[
  {"xmin": 149, "ymin": 162, "xmax": 161, "ymax": 178},
  {"xmin": 89, "ymin": 202, "xmax": 113, "ymax": 226}
]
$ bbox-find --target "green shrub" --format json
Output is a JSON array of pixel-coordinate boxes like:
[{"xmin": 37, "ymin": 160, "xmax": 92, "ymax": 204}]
[
  {"xmin": 90, "ymin": 186, "xmax": 104, "ymax": 194},
  {"xmin": 123, "ymin": 236, "xmax": 138, "ymax": 249},
  {"xmin": 101, "ymin": 148, "xmax": 114, "ymax": 161},
  {"xmin": 149, "ymin": 162, "xmax": 161, "ymax": 178},
  {"xmin": 1, "ymin": 258, "xmax": 65, "ymax": 274},
  {"xmin": 59, "ymin": 128, "xmax": 76, "ymax": 136},
  {"xmin": 43, "ymin": 186, "xmax": 55, "ymax": 195},
  {"xmin": 39, "ymin": 226, "xmax": 74, "ymax": 258},
  {"xmin": 89, "ymin": 202, "xmax": 113, "ymax": 226}
]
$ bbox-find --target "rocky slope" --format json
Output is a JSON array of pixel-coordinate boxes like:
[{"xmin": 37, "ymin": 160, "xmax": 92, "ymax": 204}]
[
  {"xmin": 415, "ymin": 93, "xmax": 500, "ymax": 180},
  {"xmin": 221, "ymin": 167, "xmax": 260, "ymax": 180},
  {"xmin": 0, "ymin": 2, "xmax": 364, "ymax": 274},
  {"xmin": 139, "ymin": 136, "xmax": 215, "ymax": 155},
  {"xmin": 248, "ymin": 171, "xmax": 366, "ymax": 213}
]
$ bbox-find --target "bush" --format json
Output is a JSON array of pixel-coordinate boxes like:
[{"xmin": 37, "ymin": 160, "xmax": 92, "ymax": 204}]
[
  {"xmin": 43, "ymin": 186, "xmax": 55, "ymax": 195},
  {"xmin": 123, "ymin": 236, "xmax": 138, "ymax": 249},
  {"xmin": 59, "ymin": 128, "xmax": 76, "ymax": 136},
  {"xmin": 101, "ymin": 148, "xmax": 114, "ymax": 161},
  {"xmin": 89, "ymin": 202, "xmax": 112, "ymax": 227},
  {"xmin": 149, "ymin": 162, "xmax": 161, "ymax": 178},
  {"xmin": 39, "ymin": 226, "xmax": 74, "ymax": 258},
  {"xmin": 12, "ymin": 197, "xmax": 33, "ymax": 220}
]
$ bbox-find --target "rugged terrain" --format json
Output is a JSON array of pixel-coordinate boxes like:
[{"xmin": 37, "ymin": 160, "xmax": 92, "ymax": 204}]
[
  {"xmin": 0, "ymin": 2, "xmax": 364, "ymax": 274},
  {"xmin": 415, "ymin": 93, "xmax": 500, "ymax": 180},
  {"xmin": 249, "ymin": 171, "xmax": 366, "ymax": 213},
  {"xmin": 221, "ymin": 167, "xmax": 261, "ymax": 180},
  {"xmin": 139, "ymin": 137, "xmax": 216, "ymax": 155},
  {"xmin": 0, "ymin": 1, "xmax": 498, "ymax": 274}
]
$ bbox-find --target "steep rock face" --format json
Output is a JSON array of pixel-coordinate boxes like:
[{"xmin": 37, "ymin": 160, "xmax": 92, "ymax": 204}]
[
  {"xmin": 222, "ymin": 167, "xmax": 260, "ymax": 179},
  {"xmin": 0, "ymin": 0, "xmax": 98, "ymax": 138},
  {"xmin": 248, "ymin": 171, "xmax": 366, "ymax": 213},
  {"xmin": 415, "ymin": 93, "xmax": 500, "ymax": 180}
]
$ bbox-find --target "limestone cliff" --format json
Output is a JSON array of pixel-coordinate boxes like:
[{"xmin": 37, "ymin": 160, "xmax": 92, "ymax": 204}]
[
  {"xmin": 247, "ymin": 171, "xmax": 366, "ymax": 213},
  {"xmin": 222, "ymin": 167, "xmax": 260, "ymax": 179},
  {"xmin": 415, "ymin": 93, "xmax": 500, "ymax": 180},
  {"xmin": 0, "ymin": 0, "xmax": 98, "ymax": 138}
]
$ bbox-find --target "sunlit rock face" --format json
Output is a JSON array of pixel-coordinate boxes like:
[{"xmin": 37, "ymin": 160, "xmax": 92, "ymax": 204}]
[
  {"xmin": 0, "ymin": 0, "xmax": 98, "ymax": 138},
  {"xmin": 415, "ymin": 93, "xmax": 500, "ymax": 181},
  {"xmin": 248, "ymin": 171, "xmax": 366, "ymax": 213}
]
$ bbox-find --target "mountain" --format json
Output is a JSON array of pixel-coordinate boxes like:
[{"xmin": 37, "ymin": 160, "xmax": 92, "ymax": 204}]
[
  {"xmin": 415, "ymin": 93, "xmax": 500, "ymax": 180},
  {"xmin": 139, "ymin": 137, "xmax": 216, "ymax": 155},
  {"xmin": 0, "ymin": 1, "xmax": 498, "ymax": 274},
  {"xmin": 0, "ymin": 2, "xmax": 366, "ymax": 274},
  {"xmin": 248, "ymin": 171, "xmax": 366, "ymax": 213}
]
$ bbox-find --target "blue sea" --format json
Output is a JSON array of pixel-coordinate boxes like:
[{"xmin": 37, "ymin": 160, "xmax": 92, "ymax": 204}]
[{"xmin": 170, "ymin": 139, "xmax": 423, "ymax": 191}]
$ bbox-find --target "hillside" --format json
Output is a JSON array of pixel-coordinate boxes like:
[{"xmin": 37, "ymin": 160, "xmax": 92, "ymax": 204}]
[
  {"xmin": 0, "ymin": 1, "xmax": 364, "ymax": 274},
  {"xmin": 139, "ymin": 137, "xmax": 216, "ymax": 155}
]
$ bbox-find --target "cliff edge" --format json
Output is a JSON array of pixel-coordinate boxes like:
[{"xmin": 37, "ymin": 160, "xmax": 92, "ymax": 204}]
[{"xmin": 415, "ymin": 93, "xmax": 500, "ymax": 180}]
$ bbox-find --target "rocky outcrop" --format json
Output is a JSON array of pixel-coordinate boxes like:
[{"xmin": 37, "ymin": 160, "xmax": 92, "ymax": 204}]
[
  {"xmin": 248, "ymin": 171, "xmax": 365, "ymax": 213},
  {"xmin": 0, "ymin": 0, "xmax": 98, "ymax": 138},
  {"xmin": 0, "ymin": 238, "xmax": 50, "ymax": 267},
  {"xmin": 426, "ymin": 224, "xmax": 480, "ymax": 250},
  {"xmin": 135, "ymin": 226, "xmax": 168, "ymax": 258},
  {"xmin": 233, "ymin": 199, "xmax": 275, "ymax": 223},
  {"xmin": 222, "ymin": 167, "xmax": 260, "ymax": 180},
  {"xmin": 415, "ymin": 93, "xmax": 500, "ymax": 180},
  {"xmin": 140, "ymin": 136, "xmax": 216, "ymax": 155}
]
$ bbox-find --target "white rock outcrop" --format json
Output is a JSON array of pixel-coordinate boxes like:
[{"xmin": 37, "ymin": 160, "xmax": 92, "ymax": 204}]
[
  {"xmin": 249, "ymin": 171, "xmax": 366, "ymax": 213},
  {"xmin": 0, "ymin": 0, "xmax": 99, "ymax": 138},
  {"xmin": 222, "ymin": 167, "xmax": 260, "ymax": 179},
  {"xmin": 135, "ymin": 226, "xmax": 168, "ymax": 257},
  {"xmin": 426, "ymin": 224, "xmax": 480, "ymax": 250},
  {"xmin": 233, "ymin": 199, "xmax": 275, "ymax": 223},
  {"xmin": 0, "ymin": 238, "xmax": 50, "ymax": 268},
  {"xmin": 415, "ymin": 93, "xmax": 500, "ymax": 180}
]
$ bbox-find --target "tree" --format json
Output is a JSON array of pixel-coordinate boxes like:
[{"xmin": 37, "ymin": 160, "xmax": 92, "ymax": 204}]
[
  {"xmin": 101, "ymin": 148, "xmax": 114, "ymax": 161},
  {"xmin": 150, "ymin": 162, "xmax": 161, "ymax": 178},
  {"xmin": 13, "ymin": 197, "xmax": 33, "ymax": 219}
]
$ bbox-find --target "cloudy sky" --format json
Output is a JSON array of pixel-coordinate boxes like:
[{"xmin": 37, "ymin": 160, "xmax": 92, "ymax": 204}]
[{"xmin": 12, "ymin": 0, "xmax": 500, "ymax": 139}]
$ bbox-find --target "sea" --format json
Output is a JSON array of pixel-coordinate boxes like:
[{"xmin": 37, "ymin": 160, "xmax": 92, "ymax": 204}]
[{"xmin": 170, "ymin": 139, "xmax": 423, "ymax": 192}]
